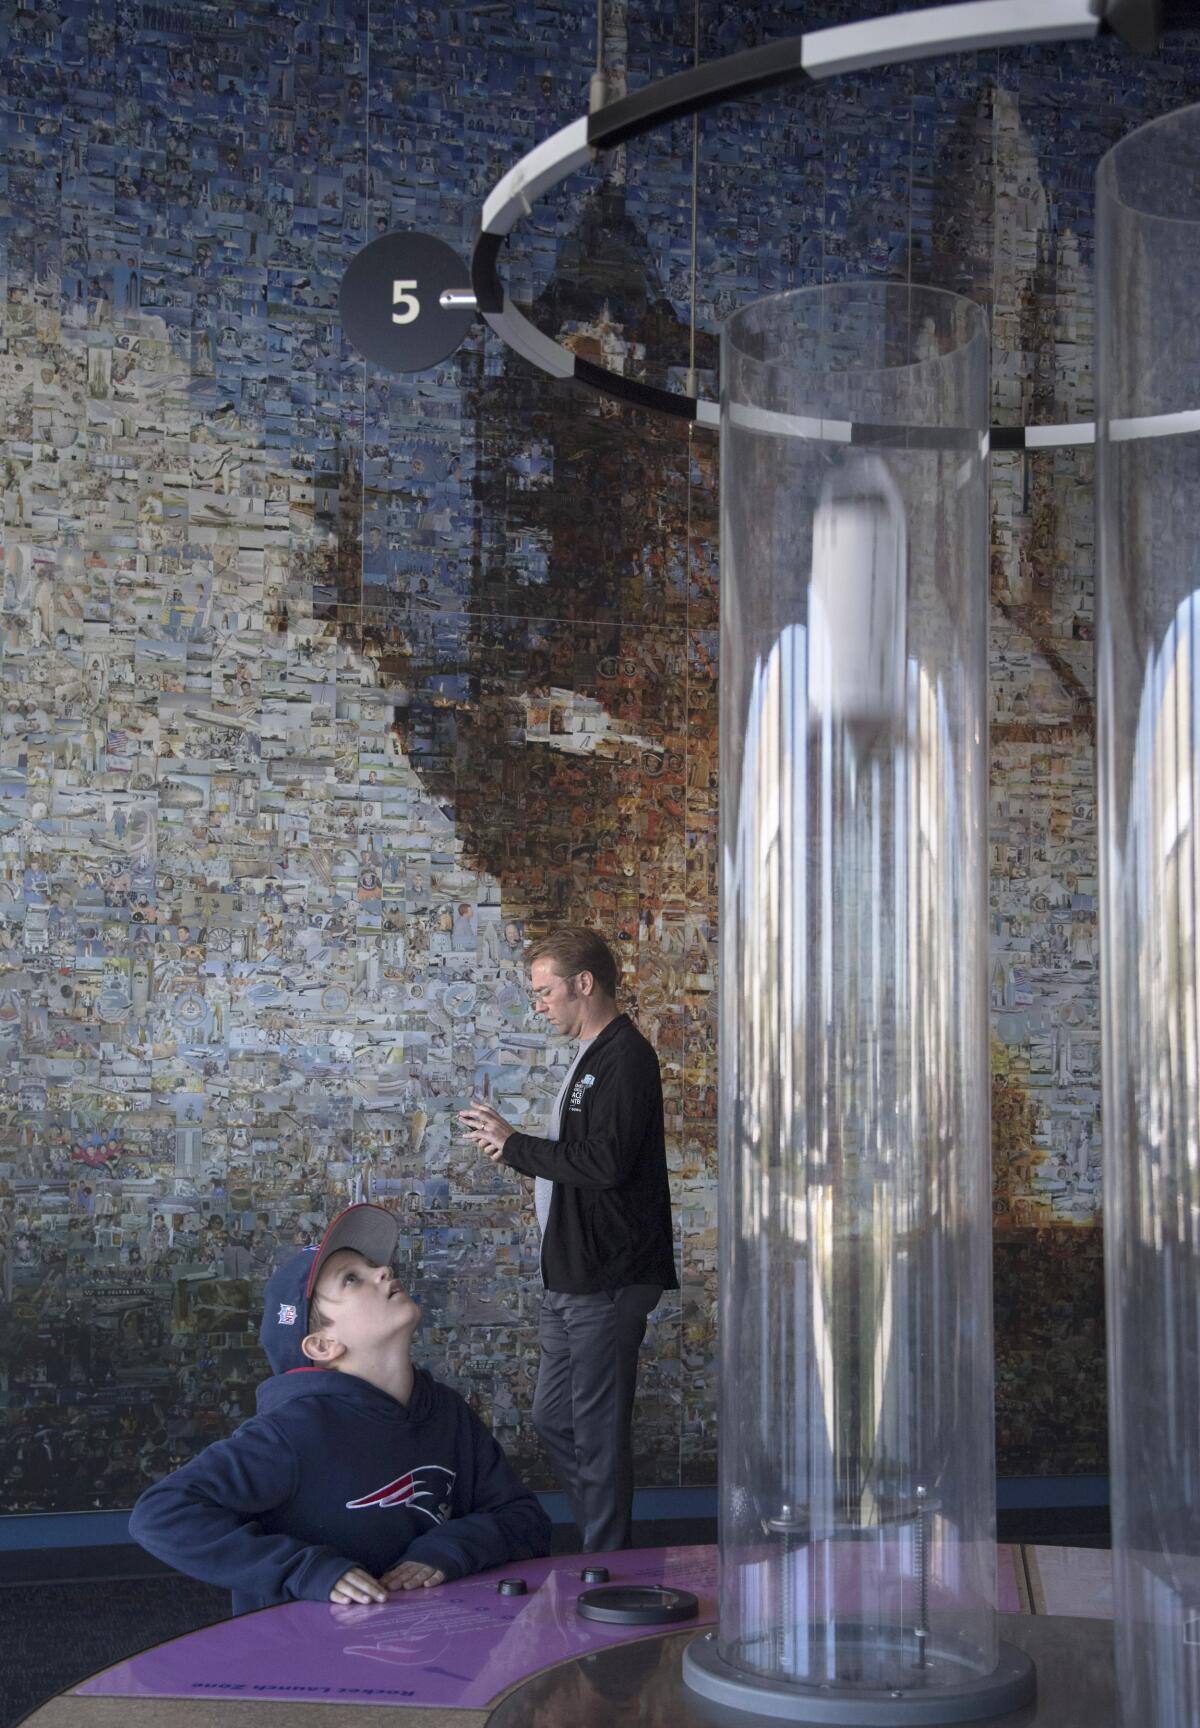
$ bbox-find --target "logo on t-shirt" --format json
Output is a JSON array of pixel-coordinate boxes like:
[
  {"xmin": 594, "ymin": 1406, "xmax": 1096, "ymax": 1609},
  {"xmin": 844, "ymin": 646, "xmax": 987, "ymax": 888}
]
[
  {"xmin": 346, "ymin": 1464, "xmax": 456, "ymax": 1522},
  {"xmin": 569, "ymin": 1073, "xmax": 596, "ymax": 1112}
]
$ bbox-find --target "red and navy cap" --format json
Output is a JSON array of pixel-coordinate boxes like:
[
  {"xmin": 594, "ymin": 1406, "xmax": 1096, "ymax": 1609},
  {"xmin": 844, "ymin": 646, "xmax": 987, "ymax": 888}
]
[{"xmin": 258, "ymin": 1204, "xmax": 401, "ymax": 1375}]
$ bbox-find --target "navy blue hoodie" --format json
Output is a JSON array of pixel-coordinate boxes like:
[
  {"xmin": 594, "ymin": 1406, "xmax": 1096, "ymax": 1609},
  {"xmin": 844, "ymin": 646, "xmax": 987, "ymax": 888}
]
[{"xmin": 129, "ymin": 1366, "xmax": 551, "ymax": 1615}]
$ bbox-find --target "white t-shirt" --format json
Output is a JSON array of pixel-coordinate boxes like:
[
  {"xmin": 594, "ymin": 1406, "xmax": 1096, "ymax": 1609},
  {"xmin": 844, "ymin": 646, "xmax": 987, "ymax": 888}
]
[{"xmin": 535, "ymin": 1035, "xmax": 596, "ymax": 1243}]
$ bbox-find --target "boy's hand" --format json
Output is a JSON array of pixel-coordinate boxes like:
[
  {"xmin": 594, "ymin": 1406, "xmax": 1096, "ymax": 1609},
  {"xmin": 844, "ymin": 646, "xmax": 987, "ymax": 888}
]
[
  {"xmin": 330, "ymin": 1565, "xmax": 388, "ymax": 1604},
  {"xmin": 381, "ymin": 1560, "xmax": 447, "ymax": 1591}
]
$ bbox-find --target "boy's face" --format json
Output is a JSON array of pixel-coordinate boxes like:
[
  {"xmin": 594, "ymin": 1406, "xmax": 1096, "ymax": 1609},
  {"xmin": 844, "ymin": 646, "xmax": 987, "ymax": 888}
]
[{"xmin": 302, "ymin": 1249, "xmax": 419, "ymax": 1366}]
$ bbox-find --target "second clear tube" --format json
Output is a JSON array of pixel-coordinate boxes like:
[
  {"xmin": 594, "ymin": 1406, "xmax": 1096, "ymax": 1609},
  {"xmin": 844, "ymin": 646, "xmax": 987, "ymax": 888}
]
[{"xmin": 715, "ymin": 284, "xmax": 999, "ymax": 1703}]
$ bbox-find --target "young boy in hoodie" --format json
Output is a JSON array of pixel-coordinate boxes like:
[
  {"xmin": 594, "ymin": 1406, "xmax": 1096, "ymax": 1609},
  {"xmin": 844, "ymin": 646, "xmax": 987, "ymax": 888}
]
[{"xmin": 130, "ymin": 1204, "xmax": 551, "ymax": 1613}]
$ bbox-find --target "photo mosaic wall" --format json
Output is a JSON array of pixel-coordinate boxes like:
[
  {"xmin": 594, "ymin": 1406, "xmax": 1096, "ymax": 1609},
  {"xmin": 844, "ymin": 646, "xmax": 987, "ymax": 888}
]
[{"xmin": 2, "ymin": 0, "xmax": 1199, "ymax": 1511}]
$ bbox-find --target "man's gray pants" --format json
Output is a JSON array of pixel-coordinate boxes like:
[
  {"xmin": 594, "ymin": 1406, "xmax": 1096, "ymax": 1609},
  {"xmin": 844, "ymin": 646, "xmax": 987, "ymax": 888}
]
[{"xmin": 532, "ymin": 1284, "xmax": 662, "ymax": 1553}]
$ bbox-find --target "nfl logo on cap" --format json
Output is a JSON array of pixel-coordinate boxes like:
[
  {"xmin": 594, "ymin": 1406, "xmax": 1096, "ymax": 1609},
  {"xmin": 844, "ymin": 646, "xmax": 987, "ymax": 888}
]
[{"xmin": 259, "ymin": 1207, "xmax": 401, "ymax": 1375}]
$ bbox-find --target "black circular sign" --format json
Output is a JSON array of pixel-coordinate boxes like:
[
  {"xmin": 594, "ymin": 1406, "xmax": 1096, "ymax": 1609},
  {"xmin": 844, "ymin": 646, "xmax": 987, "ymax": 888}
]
[
  {"xmin": 575, "ymin": 1584, "xmax": 699, "ymax": 1625},
  {"xmin": 339, "ymin": 230, "xmax": 475, "ymax": 372}
]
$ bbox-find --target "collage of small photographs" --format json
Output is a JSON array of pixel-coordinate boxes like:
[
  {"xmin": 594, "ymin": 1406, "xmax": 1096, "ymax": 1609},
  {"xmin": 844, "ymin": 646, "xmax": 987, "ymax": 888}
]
[{"xmin": 4, "ymin": 0, "xmax": 1195, "ymax": 1513}]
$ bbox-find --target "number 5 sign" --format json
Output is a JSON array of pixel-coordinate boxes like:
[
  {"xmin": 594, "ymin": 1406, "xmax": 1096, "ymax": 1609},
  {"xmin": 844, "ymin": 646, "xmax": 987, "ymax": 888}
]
[
  {"xmin": 339, "ymin": 231, "xmax": 476, "ymax": 372},
  {"xmin": 391, "ymin": 280, "xmax": 420, "ymax": 324}
]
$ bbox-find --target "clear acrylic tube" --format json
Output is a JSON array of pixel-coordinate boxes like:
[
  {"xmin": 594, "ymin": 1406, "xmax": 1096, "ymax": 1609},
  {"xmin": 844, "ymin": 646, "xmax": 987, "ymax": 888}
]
[
  {"xmin": 1097, "ymin": 105, "xmax": 1200, "ymax": 1728},
  {"xmin": 714, "ymin": 284, "xmax": 1000, "ymax": 1705}
]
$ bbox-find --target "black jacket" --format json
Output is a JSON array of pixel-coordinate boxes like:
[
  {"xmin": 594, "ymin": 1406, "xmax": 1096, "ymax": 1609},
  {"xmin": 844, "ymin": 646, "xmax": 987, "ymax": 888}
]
[{"xmin": 501, "ymin": 1013, "xmax": 679, "ymax": 1295}]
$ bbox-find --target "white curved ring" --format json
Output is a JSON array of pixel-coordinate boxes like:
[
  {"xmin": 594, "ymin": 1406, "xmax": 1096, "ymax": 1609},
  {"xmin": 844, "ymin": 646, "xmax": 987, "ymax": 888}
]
[{"xmin": 471, "ymin": 0, "xmax": 1174, "ymax": 448}]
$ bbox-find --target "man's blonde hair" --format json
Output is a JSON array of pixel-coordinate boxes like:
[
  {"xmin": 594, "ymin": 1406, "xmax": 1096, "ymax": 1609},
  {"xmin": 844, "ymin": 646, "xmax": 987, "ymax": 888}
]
[{"xmin": 525, "ymin": 926, "xmax": 618, "ymax": 997}]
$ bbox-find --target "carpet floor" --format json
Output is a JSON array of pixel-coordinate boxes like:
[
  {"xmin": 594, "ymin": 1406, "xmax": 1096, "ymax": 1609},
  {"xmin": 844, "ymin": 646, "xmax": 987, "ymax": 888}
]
[{"xmin": 1, "ymin": 1574, "xmax": 231, "ymax": 1728}]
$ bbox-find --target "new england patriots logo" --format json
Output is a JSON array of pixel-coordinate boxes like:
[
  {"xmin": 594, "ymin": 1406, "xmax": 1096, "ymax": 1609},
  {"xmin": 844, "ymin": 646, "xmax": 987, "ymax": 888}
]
[{"xmin": 345, "ymin": 1464, "xmax": 455, "ymax": 1523}]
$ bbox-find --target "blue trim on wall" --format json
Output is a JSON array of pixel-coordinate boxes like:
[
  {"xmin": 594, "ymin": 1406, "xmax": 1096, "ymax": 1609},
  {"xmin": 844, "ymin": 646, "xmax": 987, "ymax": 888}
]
[
  {"xmin": 0, "ymin": 1489, "xmax": 720, "ymax": 1552},
  {"xmin": 0, "ymin": 1511, "xmax": 134, "ymax": 1551},
  {"xmin": 0, "ymin": 1479, "xmax": 1107, "ymax": 1551},
  {"xmin": 996, "ymin": 1474, "xmax": 1109, "ymax": 1510}
]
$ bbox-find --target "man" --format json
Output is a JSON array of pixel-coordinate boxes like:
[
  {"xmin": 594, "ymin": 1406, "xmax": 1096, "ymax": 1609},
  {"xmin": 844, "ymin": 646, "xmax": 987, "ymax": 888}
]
[{"xmin": 459, "ymin": 926, "xmax": 677, "ymax": 1552}]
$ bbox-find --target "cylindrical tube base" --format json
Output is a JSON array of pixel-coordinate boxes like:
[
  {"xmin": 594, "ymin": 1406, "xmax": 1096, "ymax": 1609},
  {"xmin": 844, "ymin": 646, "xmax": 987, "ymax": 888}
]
[{"xmin": 683, "ymin": 1634, "xmax": 1035, "ymax": 1725}]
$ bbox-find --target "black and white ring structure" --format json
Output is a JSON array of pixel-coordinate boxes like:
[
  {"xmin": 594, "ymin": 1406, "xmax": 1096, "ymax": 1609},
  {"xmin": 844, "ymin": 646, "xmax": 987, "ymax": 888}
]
[
  {"xmin": 471, "ymin": 0, "xmax": 1172, "ymax": 448},
  {"xmin": 724, "ymin": 404, "xmax": 1200, "ymax": 450}
]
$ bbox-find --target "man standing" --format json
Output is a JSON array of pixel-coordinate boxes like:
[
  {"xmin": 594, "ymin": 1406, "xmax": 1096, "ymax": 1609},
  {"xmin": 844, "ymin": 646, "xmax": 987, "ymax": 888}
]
[{"xmin": 459, "ymin": 927, "xmax": 677, "ymax": 1552}]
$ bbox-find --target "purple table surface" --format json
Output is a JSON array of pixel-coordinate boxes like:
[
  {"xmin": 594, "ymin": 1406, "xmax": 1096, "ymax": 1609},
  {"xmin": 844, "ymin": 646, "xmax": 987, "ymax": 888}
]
[
  {"xmin": 76, "ymin": 1544, "xmax": 1021, "ymax": 1713},
  {"xmin": 77, "ymin": 1547, "xmax": 718, "ymax": 1712}
]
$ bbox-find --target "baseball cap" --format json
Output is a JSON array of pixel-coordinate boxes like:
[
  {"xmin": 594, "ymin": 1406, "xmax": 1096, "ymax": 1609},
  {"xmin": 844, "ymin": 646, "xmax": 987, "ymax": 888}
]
[{"xmin": 258, "ymin": 1204, "xmax": 402, "ymax": 1375}]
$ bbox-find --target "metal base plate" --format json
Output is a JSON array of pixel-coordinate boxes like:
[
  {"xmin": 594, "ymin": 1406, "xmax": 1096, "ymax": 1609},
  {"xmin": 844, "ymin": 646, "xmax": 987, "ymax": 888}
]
[
  {"xmin": 683, "ymin": 1635, "xmax": 1035, "ymax": 1724},
  {"xmin": 485, "ymin": 1613, "xmax": 1116, "ymax": 1727},
  {"xmin": 577, "ymin": 1583, "xmax": 700, "ymax": 1625}
]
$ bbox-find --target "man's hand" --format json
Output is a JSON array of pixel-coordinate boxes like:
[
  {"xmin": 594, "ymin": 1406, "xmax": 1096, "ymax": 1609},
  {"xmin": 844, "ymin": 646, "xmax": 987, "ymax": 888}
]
[
  {"xmin": 459, "ymin": 1101, "xmax": 516, "ymax": 1162},
  {"xmin": 330, "ymin": 1565, "xmax": 388, "ymax": 1604},
  {"xmin": 381, "ymin": 1560, "xmax": 447, "ymax": 1591}
]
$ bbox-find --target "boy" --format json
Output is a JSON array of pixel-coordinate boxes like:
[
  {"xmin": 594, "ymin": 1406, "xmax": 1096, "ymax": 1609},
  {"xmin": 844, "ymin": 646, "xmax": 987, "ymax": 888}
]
[{"xmin": 130, "ymin": 1204, "xmax": 551, "ymax": 1613}]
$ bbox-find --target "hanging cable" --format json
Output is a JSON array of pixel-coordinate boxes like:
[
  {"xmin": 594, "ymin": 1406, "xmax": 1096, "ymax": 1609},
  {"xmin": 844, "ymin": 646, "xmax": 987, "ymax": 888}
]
[
  {"xmin": 685, "ymin": 0, "xmax": 700, "ymax": 400},
  {"xmin": 360, "ymin": 0, "xmax": 371, "ymax": 628},
  {"xmin": 590, "ymin": 0, "xmax": 607, "ymax": 112}
]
